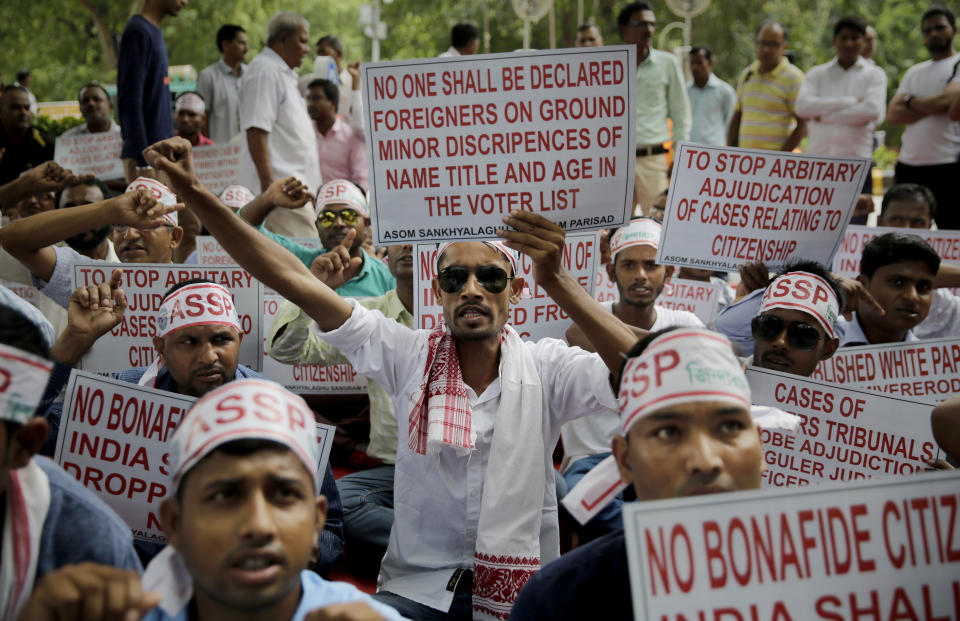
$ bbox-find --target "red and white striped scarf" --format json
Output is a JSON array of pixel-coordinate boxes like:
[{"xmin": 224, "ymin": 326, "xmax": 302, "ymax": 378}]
[
  {"xmin": 408, "ymin": 324, "xmax": 545, "ymax": 619},
  {"xmin": 0, "ymin": 460, "xmax": 50, "ymax": 621}
]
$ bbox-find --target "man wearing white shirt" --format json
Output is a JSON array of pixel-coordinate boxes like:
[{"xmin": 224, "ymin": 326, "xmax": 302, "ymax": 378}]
[
  {"xmin": 196, "ymin": 25, "xmax": 248, "ymax": 144},
  {"xmin": 61, "ymin": 84, "xmax": 121, "ymax": 139},
  {"xmin": 239, "ymin": 11, "xmax": 321, "ymax": 239},
  {"xmin": 796, "ymin": 15, "xmax": 886, "ymax": 223},
  {"xmin": 887, "ymin": 6, "xmax": 960, "ymax": 230},
  {"xmin": 143, "ymin": 135, "xmax": 639, "ymax": 621}
]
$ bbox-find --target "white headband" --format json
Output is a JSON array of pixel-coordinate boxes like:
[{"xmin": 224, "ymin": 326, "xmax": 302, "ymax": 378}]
[
  {"xmin": 126, "ymin": 177, "xmax": 178, "ymax": 227},
  {"xmin": 175, "ymin": 92, "xmax": 206, "ymax": 115},
  {"xmin": 0, "ymin": 343, "xmax": 53, "ymax": 425},
  {"xmin": 437, "ymin": 240, "xmax": 519, "ymax": 276},
  {"xmin": 219, "ymin": 185, "xmax": 255, "ymax": 209},
  {"xmin": 609, "ymin": 218, "xmax": 661, "ymax": 257},
  {"xmin": 316, "ymin": 180, "xmax": 368, "ymax": 218},
  {"xmin": 168, "ymin": 379, "xmax": 319, "ymax": 490},
  {"xmin": 156, "ymin": 283, "xmax": 241, "ymax": 338},
  {"xmin": 759, "ymin": 272, "xmax": 840, "ymax": 340}
]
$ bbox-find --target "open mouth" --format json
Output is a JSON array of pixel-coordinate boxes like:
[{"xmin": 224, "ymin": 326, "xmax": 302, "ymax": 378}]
[
  {"xmin": 228, "ymin": 550, "xmax": 284, "ymax": 586},
  {"xmin": 458, "ymin": 305, "xmax": 490, "ymax": 323},
  {"xmin": 760, "ymin": 354, "xmax": 793, "ymax": 371}
]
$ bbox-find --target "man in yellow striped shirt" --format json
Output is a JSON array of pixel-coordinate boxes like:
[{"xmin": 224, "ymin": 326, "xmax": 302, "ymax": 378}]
[{"xmin": 728, "ymin": 21, "xmax": 806, "ymax": 151}]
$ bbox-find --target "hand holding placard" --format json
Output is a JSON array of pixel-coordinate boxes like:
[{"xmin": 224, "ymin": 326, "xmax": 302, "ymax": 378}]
[
  {"xmin": 498, "ymin": 210, "xmax": 565, "ymax": 286},
  {"xmin": 52, "ymin": 268, "xmax": 128, "ymax": 366}
]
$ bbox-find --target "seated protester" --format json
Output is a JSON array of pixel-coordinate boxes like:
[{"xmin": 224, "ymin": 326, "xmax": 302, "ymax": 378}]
[
  {"xmin": 173, "ymin": 92, "xmax": 214, "ymax": 147},
  {"xmin": 56, "ymin": 177, "xmax": 119, "ymax": 262},
  {"xmin": 270, "ymin": 241, "xmax": 414, "ymax": 574},
  {"xmin": 560, "ymin": 218, "xmax": 702, "ymax": 540},
  {"xmin": 38, "ymin": 274, "xmax": 345, "ymax": 574},
  {"xmin": 141, "ymin": 134, "xmax": 640, "ymax": 621},
  {"xmin": 717, "ymin": 233, "xmax": 941, "ymax": 349},
  {"xmin": 512, "ymin": 328, "xmax": 798, "ymax": 620},
  {"xmin": 0, "ymin": 305, "xmax": 140, "ymax": 620},
  {"xmin": 240, "ymin": 179, "xmax": 395, "ymax": 297},
  {"xmin": 0, "ymin": 176, "xmax": 183, "ymax": 307},
  {"xmin": 16, "ymin": 380, "xmax": 407, "ymax": 621},
  {"xmin": 876, "ymin": 183, "xmax": 959, "ymax": 340}
]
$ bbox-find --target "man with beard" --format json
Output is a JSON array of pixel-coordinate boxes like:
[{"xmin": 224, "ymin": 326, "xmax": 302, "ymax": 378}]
[
  {"xmin": 56, "ymin": 179, "xmax": 118, "ymax": 262},
  {"xmin": 271, "ymin": 240, "xmax": 414, "ymax": 573},
  {"xmin": 37, "ymin": 274, "xmax": 346, "ymax": 572},
  {"xmin": 561, "ymin": 218, "xmax": 702, "ymax": 540},
  {"xmin": 887, "ymin": 6, "xmax": 960, "ymax": 230}
]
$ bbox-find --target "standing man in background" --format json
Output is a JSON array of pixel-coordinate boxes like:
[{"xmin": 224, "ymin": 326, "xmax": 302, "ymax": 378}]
[
  {"xmin": 687, "ymin": 46, "xmax": 736, "ymax": 145},
  {"xmin": 117, "ymin": 0, "xmax": 184, "ymax": 182},
  {"xmin": 196, "ymin": 24, "xmax": 248, "ymax": 144}
]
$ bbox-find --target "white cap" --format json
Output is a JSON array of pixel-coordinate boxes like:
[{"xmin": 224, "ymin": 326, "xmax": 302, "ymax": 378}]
[
  {"xmin": 315, "ymin": 180, "xmax": 368, "ymax": 218},
  {"xmin": 0, "ymin": 343, "xmax": 53, "ymax": 425},
  {"xmin": 126, "ymin": 177, "xmax": 178, "ymax": 227}
]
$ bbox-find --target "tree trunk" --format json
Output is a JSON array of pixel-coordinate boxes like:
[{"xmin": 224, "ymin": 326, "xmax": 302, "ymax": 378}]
[{"xmin": 76, "ymin": 0, "xmax": 118, "ymax": 71}]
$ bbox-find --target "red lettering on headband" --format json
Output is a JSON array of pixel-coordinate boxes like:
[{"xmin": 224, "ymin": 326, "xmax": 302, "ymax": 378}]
[
  {"xmin": 0, "ymin": 368, "xmax": 10, "ymax": 393},
  {"xmin": 185, "ymin": 293, "xmax": 205, "ymax": 317},
  {"xmin": 813, "ymin": 285, "xmax": 829, "ymax": 306},
  {"xmin": 653, "ymin": 350, "xmax": 680, "ymax": 387}
]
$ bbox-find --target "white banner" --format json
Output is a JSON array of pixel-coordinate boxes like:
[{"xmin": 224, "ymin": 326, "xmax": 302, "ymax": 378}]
[
  {"xmin": 54, "ymin": 131, "xmax": 124, "ymax": 179},
  {"xmin": 747, "ymin": 367, "xmax": 942, "ymax": 488},
  {"xmin": 71, "ymin": 263, "xmax": 263, "ymax": 372},
  {"xmin": 262, "ymin": 294, "xmax": 367, "ymax": 394},
  {"xmin": 56, "ymin": 370, "xmax": 337, "ymax": 542},
  {"xmin": 413, "ymin": 233, "xmax": 598, "ymax": 340},
  {"xmin": 363, "ymin": 47, "xmax": 636, "ymax": 244},
  {"xmin": 811, "ymin": 337, "xmax": 960, "ymax": 401},
  {"xmin": 193, "ymin": 142, "xmax": 243, "ymax": 194},
  {"xmin": 623, "ymin": 471, "xmax": 960, "ymax": 621},
  {"xmin": 658, "ymin": 277, "xmax": 722, "ymax": 326},
  {"xmin": 658, "ymin": 143, "xmax": 868, "ymax": 271}
]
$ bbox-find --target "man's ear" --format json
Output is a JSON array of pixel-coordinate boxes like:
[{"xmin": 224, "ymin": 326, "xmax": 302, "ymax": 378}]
[
  {"xmin": 606, "ymin": 260, "xmax": 616, "ymax": 282},
  {"xmin": 160, "ymin": 497, "xmax": 182, "ymax": 550},
  {"xmin": 431, "ymin": 277, "xmax": 444, "ymax": 305},
  {"xmin": 611, "ymin": 434, "xmax": 633, "ymax": 485},
  {"xmin": 663, "ymin": 265, "xmax": 675, "ymax": 283},
  {"xmin": 8, "ymin": 418, "xmax": 49, "ymax": 469},
  {"xmin": 152, "ymin": 336, "xmax": 165, "ymax": 361},
  {"xmin": 169, "ymin": 226, "xmax": 184, "ymax": 249},
  {"xmin": 509, "ymin": 276, "xmax": 525, "ymax": 305},
  {"xmin": 314, "ymin": 494, "xmax": 328, "ymax": 540}
]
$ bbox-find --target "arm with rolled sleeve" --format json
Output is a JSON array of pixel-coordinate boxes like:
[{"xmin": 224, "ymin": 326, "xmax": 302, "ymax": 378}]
[{"xmin": 666, "ymin": 55, "xmax": 692, "ymax": 149}]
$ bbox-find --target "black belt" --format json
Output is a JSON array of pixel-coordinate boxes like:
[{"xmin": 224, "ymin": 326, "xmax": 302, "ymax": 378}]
[{"xmin": 636, "ymin": 144, "xmax": 668, "ymax": 157}]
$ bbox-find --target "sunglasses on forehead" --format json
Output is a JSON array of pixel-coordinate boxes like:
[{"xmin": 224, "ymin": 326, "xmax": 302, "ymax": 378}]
[
  {"xmin": 437, "ymin": 265, "xmax": 512, "ymax": 294},
  {"xmin": 751, "ymin": 315, "xmax": 824, "ymax": 351},
  {"xmin": 318, "ymin": 208, "xmax": 360, "ymax": 228}
]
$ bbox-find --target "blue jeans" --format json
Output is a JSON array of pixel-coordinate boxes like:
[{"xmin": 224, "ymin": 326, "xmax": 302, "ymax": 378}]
[
  {"xmin": 560, "ymin": 452, "xmax": 624, "ymax": 541},
  {"xmin": 340, "ymin": 465, "xmax": 395, "ymax": 573}
]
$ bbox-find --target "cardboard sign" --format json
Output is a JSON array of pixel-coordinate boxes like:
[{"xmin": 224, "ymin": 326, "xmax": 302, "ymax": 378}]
[
  {"xmin": 658, "ymin": 277, "xmax": 722, "ymax": 326},
  {"xmin": 363, "ymin": 47, "xmax": 636, "ymax": 244},
  {"xmin": 55, "ymin": 370, "xmax": 195, "ymax": 543},
  {"xmin": 261, "ymin": 294, "xmax": 367, "ymax": 394},
  {"xmin": 658, "ymin": 144, "xmax": 868, "ymax": 272},
  {"xmin": 413, "ymin": 233, "xmax": 598, "ymax": 340},
  {"xmin": 55, "ymin": 370, "xmax": 337, "ymax": 543},
  {"xmin": 71, "ymin": 263, "xmax": 263, "ymax": 372},
  {"xmin": 54, "ymin": 131, "xmax": 124, "ymax": 179},
  {"xmin": 747, "ymin": 367, "xmax": 942, "ymax": 488},
  {"xmin": 193, "ymin": 142, "xmax": 243, "ymax": 194},
  {"xmin": 195, "ymin": 236, "xmax": 322, "ymax": 266},
  {"xmin": 593, "ymin": 261, "xmax": 619, "ymax": 304},
  {"xmin": 811, "ymin": 337, "xmax": 960, "ymax": 401},
  {"xmin": 623, "ymin": 471, "xmax": 960, "ymax": 621}
]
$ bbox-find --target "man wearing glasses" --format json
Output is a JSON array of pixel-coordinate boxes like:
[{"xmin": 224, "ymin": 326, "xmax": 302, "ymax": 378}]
[
  {"xmin": 0, "ymin": 176, "xmax": 183, "ymax": 308},
  {"xmin": 617, "ymin": 1, "xmax": 690, "ymax": 216},
  {"xmin": 141, "ymin": 135, "xmax": 639, "ymax": 621}
]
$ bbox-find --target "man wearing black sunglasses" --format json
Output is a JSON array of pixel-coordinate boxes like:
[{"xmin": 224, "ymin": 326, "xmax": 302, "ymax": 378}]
[{"xmin": 144, "ymin": 134, "xmax": 640, "ymax": 621}]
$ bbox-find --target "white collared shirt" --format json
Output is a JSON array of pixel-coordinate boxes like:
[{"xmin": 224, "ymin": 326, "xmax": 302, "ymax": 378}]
[
  {"xmin": 197, "ymin": 58, "xmax": 246, "ymax": 144},
  {"xmin": 795, "ymin": 57, "xmax": 887, "ymax": 158},
  {"xmin": 60, "ymin": 119, "xmax": 122, "ymax": 138},
  {"xmin": 897, "ymin": 53, "xmax": 960, "ymax": 165},
  {"xmin": 319, "ymin": 301, "xmax": 618, "ymax": 612},
  {"xmin": 239, "ymin": 47, "xmax": 321, "ymax": 238}
]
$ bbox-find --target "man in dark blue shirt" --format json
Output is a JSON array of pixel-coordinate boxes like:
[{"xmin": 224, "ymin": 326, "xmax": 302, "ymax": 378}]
[{"xmin": 117, "ymin": 0, "xmax": 185, "ymax": 181}]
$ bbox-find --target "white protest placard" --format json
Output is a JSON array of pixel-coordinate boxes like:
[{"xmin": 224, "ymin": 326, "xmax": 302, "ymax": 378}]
[
  {"xmin": 193, "ymin": 142, "xmax": 243, "ymax": 194},
  {"xmin": 363, "ymin": 47, "xmax": 636, "ymax": 244},
  {"xmin": 658, "ymin": 277, "xmax": 722, "ymax": 326},
  {"xmin": 832, "ymin": 223, "xmax": 960, "ymax": 294},
  {"xmin": 195, "ymin": 235, "xmax": 322, "ymax": 266},
  {"xmin": 593, "ymin": 261, "xmax": 619, "ymax": 304},
  {"xmin": 71, "ymin": 263, "xmax": 263, "ymax": 372},
  {"xmin": 811, "ymin": 337, "xmax": 960, "ymax": 401},
  {"xmin": 55, "ymin": 370, "xmax": 194, "ymax": 543},
  {"xmin": 746, "ymin": 367, "xmax": 942, "ymax": 488},
  {"xmin": 261, "ymin": 294, "xmax": 368, "ymax": 394},
  {"xmin": 0, "ymin": 278, "xmax": 39, "ymax": 306},
  {"xmin": 622, "ymin": 470, "xmax": 960, "ymax": 621},
  {"xmin": 658, "ymin": 143, "xmax": 868, "ymax": 272},
  {"xmin": 413, "ymin": 233, "xmax": 598, "ymax": 340},
  {"xmin": 54, "ymin": 131, "xmax": 124, "ymax": 179},
  {"xmin": 56, "ymin": 370, "xmax": 338, "ymax": 543}
]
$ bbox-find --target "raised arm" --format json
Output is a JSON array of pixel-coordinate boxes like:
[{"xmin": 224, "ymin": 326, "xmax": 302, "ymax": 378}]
[
  {"xmin": 0, "ymin": 161, "xmax": 86, "ymax": 210},
  {"xmin": 498, "ymin": 211, "xmax": 638, "ymax": 374},
  {"xmin": 238, "ymin": 177, "xmax": 313, "ymax": 226},
  {"xmin": 143, "ymin": 137, "xmax": 356, "ymax": 331}
]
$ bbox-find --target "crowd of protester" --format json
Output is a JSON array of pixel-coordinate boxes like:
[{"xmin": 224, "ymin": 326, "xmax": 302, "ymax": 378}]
[{"xmin": 0, "ymin": 1, "xmax": 958, "ymax": 619}]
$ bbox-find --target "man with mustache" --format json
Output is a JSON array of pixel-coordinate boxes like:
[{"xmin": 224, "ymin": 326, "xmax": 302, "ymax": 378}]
[
  {"xmin": 141, "ymin": 136, "xmax": 638, "ymax": 620},
  {"xmin": 37, "ymin": 274, "xmax": 345, "ymax": 573},
  {"xmin": 270, "ymin": 238, "xmax": 414, "ymax": 574},
  {"xmin": 56, "ymin": 179, "xmax": 118, "ymax": 262}
]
